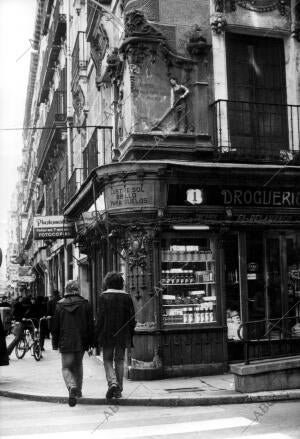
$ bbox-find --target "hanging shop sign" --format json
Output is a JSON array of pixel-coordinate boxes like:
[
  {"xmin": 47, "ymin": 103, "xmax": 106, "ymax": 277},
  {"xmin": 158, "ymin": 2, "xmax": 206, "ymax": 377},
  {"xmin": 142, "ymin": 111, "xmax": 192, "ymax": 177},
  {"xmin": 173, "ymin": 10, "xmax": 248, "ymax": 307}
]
[
  {"xmin": 105, "ymin": 182, "xmax": 155, "ymax": 210},
  {"xmin": 33, "ymin": 216, "xmax": 75, "ymax": 240},
  {"xmin": 75, "ymin": 211, "xmax": 101, "ymax": 232},
  {"xmin": 18, "ymin": 275, "xmax": 36, "ymax": 283}
]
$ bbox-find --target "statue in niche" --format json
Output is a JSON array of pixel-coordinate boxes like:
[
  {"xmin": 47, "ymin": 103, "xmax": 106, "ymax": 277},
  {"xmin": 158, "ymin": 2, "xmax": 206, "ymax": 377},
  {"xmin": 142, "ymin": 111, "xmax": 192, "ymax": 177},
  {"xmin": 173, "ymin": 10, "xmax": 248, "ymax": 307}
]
[
  {"xmin": 170, "ymin": 77, "xmax": 190, "ymax": 132},
  {"xmin": 151, "ymin": 77, "xmax": 190, "ymax": 132}
]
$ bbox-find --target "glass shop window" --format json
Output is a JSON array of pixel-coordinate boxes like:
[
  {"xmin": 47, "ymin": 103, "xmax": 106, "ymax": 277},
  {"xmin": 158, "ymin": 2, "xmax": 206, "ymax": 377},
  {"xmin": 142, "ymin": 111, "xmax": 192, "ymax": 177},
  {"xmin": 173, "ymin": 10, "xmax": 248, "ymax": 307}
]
[{"xmin": 161, "ymin": 234, "xmax": 217, "ymax": 326}]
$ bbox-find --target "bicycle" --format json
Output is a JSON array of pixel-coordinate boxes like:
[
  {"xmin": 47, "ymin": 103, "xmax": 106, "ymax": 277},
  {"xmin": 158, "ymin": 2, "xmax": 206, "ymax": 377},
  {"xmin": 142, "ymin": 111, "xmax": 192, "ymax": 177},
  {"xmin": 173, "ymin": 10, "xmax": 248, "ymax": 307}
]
[{"xmin": 15, "ymin": 317, "xmax": 48, "ymax": 361}]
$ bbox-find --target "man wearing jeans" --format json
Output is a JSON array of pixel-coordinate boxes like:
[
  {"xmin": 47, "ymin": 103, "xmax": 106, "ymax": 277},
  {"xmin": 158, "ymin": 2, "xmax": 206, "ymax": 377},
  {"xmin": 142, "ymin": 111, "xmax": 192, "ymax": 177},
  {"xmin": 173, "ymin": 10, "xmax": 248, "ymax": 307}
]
[
  {"xmin": 52, "ymin": 280, "xmax": 94, "ymax": 407},
  {"xmin": 95, "ymin": 272, "xmax": 136, "ymax": 399}
]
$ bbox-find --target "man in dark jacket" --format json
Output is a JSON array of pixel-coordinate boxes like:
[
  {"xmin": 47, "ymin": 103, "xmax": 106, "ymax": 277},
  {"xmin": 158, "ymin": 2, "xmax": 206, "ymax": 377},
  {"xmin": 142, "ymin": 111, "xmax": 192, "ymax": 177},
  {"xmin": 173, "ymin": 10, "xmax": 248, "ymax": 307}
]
[
  {"xmin": 95, "ymin": 272, "xmax": 136, "ymax": 399},
  {"xmin": 52, "ymin": 280, "xmax": 94, "ymax": 407}
]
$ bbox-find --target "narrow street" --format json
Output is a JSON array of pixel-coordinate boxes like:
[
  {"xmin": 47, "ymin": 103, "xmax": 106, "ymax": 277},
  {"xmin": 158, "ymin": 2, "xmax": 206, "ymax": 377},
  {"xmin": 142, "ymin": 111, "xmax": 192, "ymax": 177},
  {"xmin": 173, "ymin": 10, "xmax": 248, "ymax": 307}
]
[{"xmin": 0, "ymin": 397, "xmax": 299, "ymax": 439}]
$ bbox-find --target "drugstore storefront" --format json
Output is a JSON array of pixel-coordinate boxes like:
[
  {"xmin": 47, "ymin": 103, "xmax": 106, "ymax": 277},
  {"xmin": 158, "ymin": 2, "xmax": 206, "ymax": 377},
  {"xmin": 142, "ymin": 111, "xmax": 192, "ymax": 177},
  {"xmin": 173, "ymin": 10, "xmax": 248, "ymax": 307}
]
[{"xmin": 65, "ymin": 161, "xmax": 300, "ymax": 379}]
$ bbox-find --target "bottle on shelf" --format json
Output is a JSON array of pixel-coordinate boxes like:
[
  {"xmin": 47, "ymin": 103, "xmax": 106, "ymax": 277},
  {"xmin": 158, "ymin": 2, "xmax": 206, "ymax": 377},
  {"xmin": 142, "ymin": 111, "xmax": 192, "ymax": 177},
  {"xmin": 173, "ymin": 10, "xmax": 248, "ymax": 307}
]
[
  {"xmin": 165, "ymin": 271, "xmax": 170, "ymax": 284},
  {"xmin": 183, "ymin": 307, "xmax": 188, "ymax": 324}
]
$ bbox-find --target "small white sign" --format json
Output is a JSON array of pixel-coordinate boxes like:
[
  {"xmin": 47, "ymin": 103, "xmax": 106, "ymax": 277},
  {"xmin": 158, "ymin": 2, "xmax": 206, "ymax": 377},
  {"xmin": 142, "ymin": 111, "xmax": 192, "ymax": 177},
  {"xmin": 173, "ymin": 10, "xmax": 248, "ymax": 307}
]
[
  {"xmin": 33, "ymin": 216, "xmax": 75, "ymax": 240},
  {"xmin": 186, "ymin": 189, "xmax": 204, "ymax": 205}
]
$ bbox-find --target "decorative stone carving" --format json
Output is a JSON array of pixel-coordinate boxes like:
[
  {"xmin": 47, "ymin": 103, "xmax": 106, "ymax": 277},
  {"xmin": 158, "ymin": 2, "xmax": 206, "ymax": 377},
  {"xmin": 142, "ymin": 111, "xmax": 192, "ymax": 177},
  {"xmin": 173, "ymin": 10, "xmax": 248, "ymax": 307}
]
[
  {"xmin": 123, "ymin": 227, "xmax": 150, "ymax": 269},
  {"xmin": 122, "ymin": 227, "xmax": 153, "ymax": 301},
  {"xmin": 89, "ymin": 18, "xmax": 109, "ymax": 90},
  {"xmin": 211, "ymin": 14, "xmax": 227, "ymax": 34},
  {"xmin": 293, "ymin": 3, "xmax": 300, "ymax": 41},
  {"xmin": 121, "ymin": 9, "xmax": 165, "ymax": 63},
  {"xmin": 186, "ymin": 25, "xmax": 211, "ymax": 58},
  {"xmin": 124, "ymin": 9, "xmax": 163, "ymax": 39},
  {"xmin": 72, "ymin": 84, "xmax": 85, "ymax": 117},
  {"xmin": 235, "ymin": 0, "xmax": 286, "ymax": 14},
  {"xmin": 122, "ymin": 0, "xmax": 160, "ymax": 21},
  {"xmin": 292, "ymin": 26, "xmax": 300, "ymax": 42},
  {"xmin": 215, "ymin": 0, "xmax": 224, "ymax": 12},
  {"xmin": 106, "ymin": 48, "xmax": 123, "ymax": 82},
  {"xmin": 72, "ymin": 84, "xmax": 86, "ymax": 130},
  {"xmin": 121, "ymin": 10, "xmax": 165, "ymax": 95}
]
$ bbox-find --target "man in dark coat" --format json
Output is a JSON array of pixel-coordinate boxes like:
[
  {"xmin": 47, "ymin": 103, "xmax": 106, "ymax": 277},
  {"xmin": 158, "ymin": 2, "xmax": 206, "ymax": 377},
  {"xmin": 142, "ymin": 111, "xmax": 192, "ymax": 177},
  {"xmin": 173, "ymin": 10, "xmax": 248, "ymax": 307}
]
[
  {"xmin": 95, "ymin": 272, "xmax": 136, "ymax": 399},
  {"xmin": 52, "ymin": 280, "xmax": 94, "ymax": 407}
]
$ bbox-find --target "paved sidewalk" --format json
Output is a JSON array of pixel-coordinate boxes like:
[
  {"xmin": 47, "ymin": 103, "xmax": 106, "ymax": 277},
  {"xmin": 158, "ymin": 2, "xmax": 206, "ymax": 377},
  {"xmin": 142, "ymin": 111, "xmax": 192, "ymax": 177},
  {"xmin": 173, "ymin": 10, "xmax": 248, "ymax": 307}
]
[{"xmin": 1, "ymin": 338, "xmax": 300, "ymax": 406}]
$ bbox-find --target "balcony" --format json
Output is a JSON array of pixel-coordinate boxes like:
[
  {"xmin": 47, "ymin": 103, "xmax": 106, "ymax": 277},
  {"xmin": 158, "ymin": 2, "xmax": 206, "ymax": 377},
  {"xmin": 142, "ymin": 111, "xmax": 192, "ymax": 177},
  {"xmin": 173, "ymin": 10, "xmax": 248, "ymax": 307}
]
[
  {"xmin": 211, "ymin": 100, "xmax": 300, "ymax": 163},
  {"xmin": 72, "ymin": 31, "xmax": 88, "ymax": 87},
  {"xmin": 68, "ymin": 168, "xmax": 83, "ymax": 201},
  {"xmin": 37, "ymin": 91, "xmax": 67, "ymax": 178},
  {"xmin": 82, "ymin": 129, "xmax": 101, "ymax": 180},
  {"xmin": 38, "ymin": 0, "xmax": 66, "ymax": 103}
]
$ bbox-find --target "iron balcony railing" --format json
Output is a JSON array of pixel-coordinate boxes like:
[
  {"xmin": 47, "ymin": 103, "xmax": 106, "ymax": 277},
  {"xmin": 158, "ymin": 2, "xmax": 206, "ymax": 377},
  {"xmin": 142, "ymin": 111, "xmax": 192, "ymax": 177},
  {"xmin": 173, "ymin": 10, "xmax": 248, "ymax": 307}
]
[
  {"xmin": 68, "ymin": 168, "xmax": 84, "ymax": 201},
  {"xmin": 36, "ymin": 91, "xmax": 67, "ymax": 174},
  {"xmin": 72, "ymin": 31, "xmax": 88, "ymax": 84},
  {"xmin": 238, "ymin": 300, "xmax": 300, "ymax": 365},
  {"xmin": 211, "ymin": 99, "xmax": 300, "ymax": 162}
]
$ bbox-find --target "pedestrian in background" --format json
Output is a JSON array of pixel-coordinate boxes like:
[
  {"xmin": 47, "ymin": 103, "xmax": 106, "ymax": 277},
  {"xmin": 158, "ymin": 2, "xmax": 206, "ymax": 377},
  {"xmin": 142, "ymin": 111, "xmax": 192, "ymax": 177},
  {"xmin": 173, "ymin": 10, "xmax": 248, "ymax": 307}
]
[
  {"xmin": 6, "ymin": 297, "xmax": 35, "ymax": 356},
  {"xmin": 95, "ymin": 272, "xmax": 136, "ymax": 399},
  {"xmin": 32, "ymin": 296, "xmax": 47, "ymax": 351},
  {"xmin": 52, "ymin": 280, "xmax": 94, "ymax": 407},
  {"xmin": 0, "ymin": 312, "xmax": 9, "ymax": 366},
  {"xmin": 47, "ymin": 290, "xmax": 61, "ymax": 347}
]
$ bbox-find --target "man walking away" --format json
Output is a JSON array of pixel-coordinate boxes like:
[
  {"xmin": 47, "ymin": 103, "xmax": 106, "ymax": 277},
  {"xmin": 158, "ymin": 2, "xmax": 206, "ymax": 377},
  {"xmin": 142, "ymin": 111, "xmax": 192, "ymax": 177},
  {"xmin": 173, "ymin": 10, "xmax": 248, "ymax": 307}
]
[
  {"xmin": 52, "ymin": 280, "xmax": 94, "ymax": 407},
  {"xmin": 95, "ymin": 272, "xmax": 136, "ymax": 399}
]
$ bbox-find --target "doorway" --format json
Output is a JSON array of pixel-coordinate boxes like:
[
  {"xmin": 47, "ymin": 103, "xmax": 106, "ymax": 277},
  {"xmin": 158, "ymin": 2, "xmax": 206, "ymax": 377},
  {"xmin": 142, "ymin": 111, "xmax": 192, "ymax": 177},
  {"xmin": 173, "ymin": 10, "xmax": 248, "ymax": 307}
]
[{"xmin": 225, "ymin": 231, "xmax": 299, "ymax": 361}]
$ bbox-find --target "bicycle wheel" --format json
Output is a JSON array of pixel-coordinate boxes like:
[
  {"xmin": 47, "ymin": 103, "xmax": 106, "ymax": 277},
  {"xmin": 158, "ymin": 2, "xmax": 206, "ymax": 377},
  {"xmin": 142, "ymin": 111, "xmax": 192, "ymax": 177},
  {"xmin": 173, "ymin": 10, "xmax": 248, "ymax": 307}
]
[
  {"xmin": 33, "ymin": 341, "xmax": 42, "ymax": 361},
  {"xmin": 15, "ymin": 338, "xmax": 26, "ymax": 359}
]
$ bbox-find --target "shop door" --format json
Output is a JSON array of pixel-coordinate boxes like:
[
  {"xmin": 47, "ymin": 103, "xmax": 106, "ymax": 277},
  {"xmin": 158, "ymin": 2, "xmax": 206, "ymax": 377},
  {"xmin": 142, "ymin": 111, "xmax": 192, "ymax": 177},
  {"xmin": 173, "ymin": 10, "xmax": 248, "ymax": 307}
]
[
  {"xmin": 226, "ymin": 34, "xmax": 288, "ymax": 157},
  {"xmin": 264, "ymin": 235, "xmax": 283, "ymax": 323}
]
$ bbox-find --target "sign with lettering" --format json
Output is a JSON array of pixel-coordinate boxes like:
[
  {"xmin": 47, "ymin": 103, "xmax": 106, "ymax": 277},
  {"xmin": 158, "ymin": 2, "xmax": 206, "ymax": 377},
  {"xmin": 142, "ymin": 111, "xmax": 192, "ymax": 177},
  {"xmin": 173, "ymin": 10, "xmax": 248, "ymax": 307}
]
[
  {"xmin": 168, "ymin": 185, "xmax": 300, "ymax": 208},
  {"xmin": 221, "ymin": 189, "xmax": 300, "ymax": 207},
  {"xmin": 105, "ymin": 183, "xmax": 155, "ymax": 210},
  {"xmin": 33, "ymin": 216, "xmax": 75, "ymax": 240}
]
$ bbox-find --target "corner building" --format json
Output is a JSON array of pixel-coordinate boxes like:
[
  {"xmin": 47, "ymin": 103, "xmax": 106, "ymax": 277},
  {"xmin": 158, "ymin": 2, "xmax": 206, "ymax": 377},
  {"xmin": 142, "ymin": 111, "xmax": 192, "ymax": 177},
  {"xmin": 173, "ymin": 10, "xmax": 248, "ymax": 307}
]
[{"xmin": 19, "ymin": 0, "xmax": 300, "ymax": 379}]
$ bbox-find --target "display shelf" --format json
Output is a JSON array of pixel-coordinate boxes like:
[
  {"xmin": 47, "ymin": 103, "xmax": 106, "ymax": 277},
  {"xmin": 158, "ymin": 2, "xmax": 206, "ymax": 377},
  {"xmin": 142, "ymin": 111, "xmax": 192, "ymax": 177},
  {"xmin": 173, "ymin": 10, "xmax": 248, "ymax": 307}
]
[
  {"xmin": 161, "ymin": 238, "xmax": 217, "ymax": 326},
  {"xmin": 163, "ymin": 303, "xmax": 215, "ymax": 307},
  {"xmin": 162, "ymin": 282, "xmax": 215, "ymax": 286}
]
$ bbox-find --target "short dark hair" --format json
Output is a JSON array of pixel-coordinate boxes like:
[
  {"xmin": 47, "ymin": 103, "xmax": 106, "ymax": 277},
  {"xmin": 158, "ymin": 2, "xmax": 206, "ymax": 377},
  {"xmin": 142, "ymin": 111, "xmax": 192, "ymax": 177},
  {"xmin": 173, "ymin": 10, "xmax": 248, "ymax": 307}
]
[{"xmin": 103, "ymin": 272, "xmax": 124, "ymax": 290}]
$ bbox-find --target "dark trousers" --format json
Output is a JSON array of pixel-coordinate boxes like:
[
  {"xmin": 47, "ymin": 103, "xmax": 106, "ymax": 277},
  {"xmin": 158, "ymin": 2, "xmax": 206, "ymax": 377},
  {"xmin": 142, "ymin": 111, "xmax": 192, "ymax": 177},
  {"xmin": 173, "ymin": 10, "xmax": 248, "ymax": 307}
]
[
  {"xmin": 103, "ymin": 345, "xmax": 125, "ymax": 392},
  {"xmin": 7, "ymin": 323, "xmax": 25, "ymax": 355},
  {"xmin": 61, "ymin": 351, "xmax": 85, "ymax": 392}
]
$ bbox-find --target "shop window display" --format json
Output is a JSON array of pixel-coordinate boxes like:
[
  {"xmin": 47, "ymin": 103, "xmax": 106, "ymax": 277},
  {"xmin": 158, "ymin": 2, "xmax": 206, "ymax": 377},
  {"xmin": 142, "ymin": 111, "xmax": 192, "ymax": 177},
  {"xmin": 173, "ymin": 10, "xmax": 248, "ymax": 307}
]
[{"xmin": 161, "ymin": 236, "xmax": 217, "ymax": 326}]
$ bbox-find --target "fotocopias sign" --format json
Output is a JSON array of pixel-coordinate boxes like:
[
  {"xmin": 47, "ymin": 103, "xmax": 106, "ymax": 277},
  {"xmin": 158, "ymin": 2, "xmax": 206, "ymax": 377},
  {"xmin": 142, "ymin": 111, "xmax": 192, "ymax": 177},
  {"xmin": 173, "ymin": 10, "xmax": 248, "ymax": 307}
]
[{"xmin": 33, "ymin": 216, "xmax": 75, "ymax": 240}]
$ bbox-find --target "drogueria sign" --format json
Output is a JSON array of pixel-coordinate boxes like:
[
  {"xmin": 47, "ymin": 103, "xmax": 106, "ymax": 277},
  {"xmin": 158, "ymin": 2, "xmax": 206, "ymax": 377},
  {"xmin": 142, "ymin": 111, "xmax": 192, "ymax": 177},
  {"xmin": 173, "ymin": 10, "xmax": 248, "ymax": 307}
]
[{"xmin": 33, "ymin": 216, "xmax": 75, "ymax": 239}]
